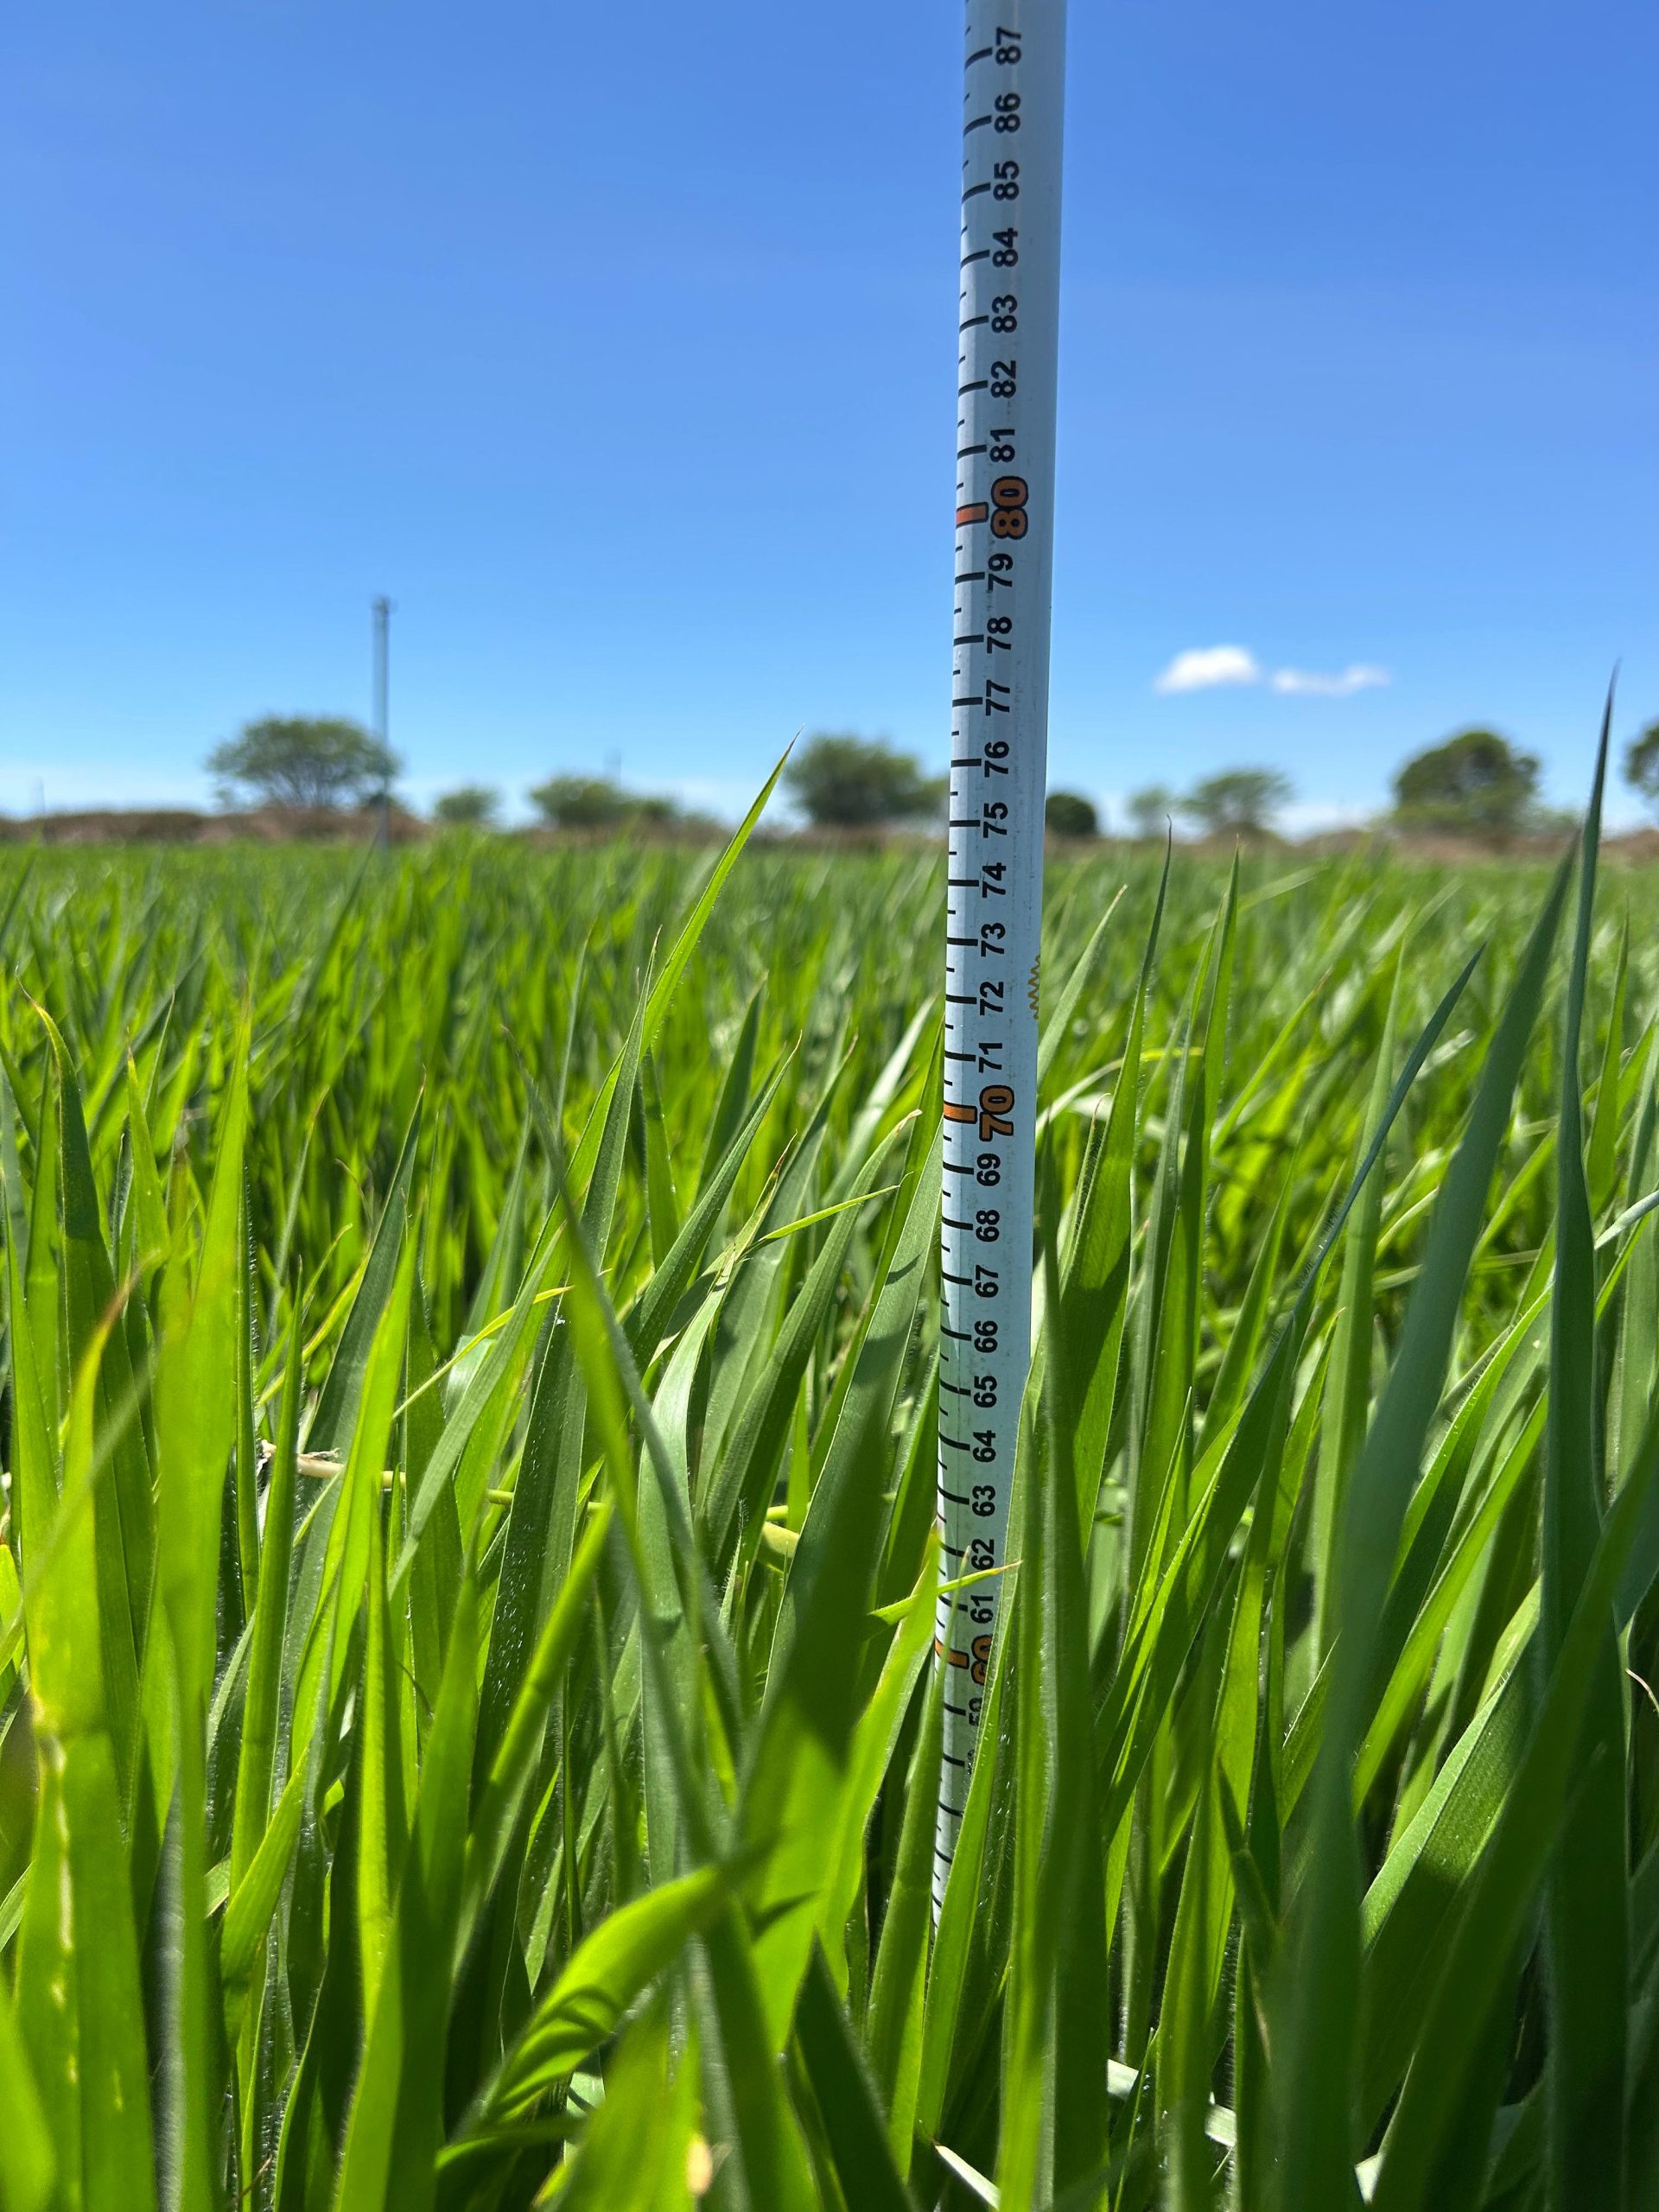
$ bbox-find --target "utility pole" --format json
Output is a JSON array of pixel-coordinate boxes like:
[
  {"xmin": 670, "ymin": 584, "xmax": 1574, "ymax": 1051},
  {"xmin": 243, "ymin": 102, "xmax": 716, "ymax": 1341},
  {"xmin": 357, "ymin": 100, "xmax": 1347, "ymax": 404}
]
[{"xmin": 372, "ymin": 594, "xmax": 393, "ymax": 849}]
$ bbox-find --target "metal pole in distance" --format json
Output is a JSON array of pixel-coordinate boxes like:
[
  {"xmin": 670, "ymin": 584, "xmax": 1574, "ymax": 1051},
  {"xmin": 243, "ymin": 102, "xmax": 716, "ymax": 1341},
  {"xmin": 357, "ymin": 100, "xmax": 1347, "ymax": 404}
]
[
  {"xmin": 935, "ymin": 0, "xmax": 1066, "ymax": 1910},
  {"xmin": 372, "ymin": 594, "xmax": 393, "ymax": 849}
]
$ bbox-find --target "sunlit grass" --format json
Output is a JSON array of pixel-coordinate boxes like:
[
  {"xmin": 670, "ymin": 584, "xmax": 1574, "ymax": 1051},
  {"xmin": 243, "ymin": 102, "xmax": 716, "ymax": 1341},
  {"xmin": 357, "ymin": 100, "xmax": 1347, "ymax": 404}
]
[{"xmin": 0, "ymin": 750, "xmax": 1654, "ymax": 2209}]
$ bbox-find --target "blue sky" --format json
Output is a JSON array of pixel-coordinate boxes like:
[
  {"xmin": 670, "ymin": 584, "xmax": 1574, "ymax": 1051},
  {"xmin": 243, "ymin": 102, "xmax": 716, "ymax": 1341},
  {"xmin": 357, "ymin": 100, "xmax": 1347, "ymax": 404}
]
[{"xmin": 2, "ymin": 1, "xmax": 1654, "ymax": 826}]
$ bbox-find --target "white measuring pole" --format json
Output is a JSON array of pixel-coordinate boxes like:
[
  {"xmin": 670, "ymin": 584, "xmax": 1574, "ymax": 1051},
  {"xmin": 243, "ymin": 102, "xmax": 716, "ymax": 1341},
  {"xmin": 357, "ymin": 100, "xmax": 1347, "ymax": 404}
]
[{"xmin": 935, "ymin": 0, "xmax": 1066, "ymax": 1907}]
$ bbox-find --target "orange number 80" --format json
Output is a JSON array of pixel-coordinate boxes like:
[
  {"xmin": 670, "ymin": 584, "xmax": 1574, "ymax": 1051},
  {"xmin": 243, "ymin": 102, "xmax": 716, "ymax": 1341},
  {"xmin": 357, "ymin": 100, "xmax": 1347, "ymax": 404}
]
[{"xmin": 990, "ymin": 474, "xmax": 1028, "ymax": 538}]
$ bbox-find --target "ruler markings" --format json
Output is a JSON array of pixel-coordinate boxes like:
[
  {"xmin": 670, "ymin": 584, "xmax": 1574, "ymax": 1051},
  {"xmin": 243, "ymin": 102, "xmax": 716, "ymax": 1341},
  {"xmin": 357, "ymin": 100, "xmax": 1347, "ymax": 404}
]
[{"xmin": 934, "ymin": 0, "xmax": 1066, "ymax": 1902}]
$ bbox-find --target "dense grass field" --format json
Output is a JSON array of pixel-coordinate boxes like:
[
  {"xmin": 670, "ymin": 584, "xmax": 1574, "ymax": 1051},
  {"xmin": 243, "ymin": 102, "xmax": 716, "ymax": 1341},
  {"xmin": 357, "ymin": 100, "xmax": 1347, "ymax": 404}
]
[{"xmin": 0, "ymin": 775, "xmax": 1656, "ymax": 2210}]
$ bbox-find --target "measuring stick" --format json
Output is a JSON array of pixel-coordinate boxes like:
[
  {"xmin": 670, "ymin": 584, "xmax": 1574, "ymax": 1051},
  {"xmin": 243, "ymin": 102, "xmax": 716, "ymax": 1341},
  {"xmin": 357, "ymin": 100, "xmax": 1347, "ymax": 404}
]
[{"xmin": 935, "ymin": 0, "xmax": 1067, "ymax": 1907}]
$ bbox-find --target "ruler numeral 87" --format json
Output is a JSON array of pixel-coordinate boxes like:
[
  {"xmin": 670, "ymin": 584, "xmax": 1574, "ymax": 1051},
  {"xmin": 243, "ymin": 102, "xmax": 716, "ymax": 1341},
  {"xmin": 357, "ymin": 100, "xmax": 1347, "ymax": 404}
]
[{"xmin": 990, "ymin": 475, "xmax": 1028, "ymax": 539}]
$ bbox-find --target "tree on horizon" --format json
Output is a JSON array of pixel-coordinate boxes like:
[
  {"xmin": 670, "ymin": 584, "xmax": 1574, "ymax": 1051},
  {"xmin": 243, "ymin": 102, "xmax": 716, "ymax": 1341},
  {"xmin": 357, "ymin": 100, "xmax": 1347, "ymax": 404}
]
[
  {"xmin": 1180, "ymin": 767, "xmax": 1292, "ymax": 840},
  {"xmin": 1045, "ymin": 790, "xmax": 1100, "ymax": 838},
  {"xmin": 1126, "ymin": 785, "xmax": 1176, "ymax": 840},
  {"xmin": 785, "ymin": 734, "xmax": 947, "ymax": 829},
  {"xmin": 208, "ymin": 716, "xmax": 400, "ymax": 812},
  {"xmin": 1622, "ymin": 720, "xmax": 1659, "ymax": 820},
  {"xmin": 1392, "ymin": 728, "xmax": 1539, "ymax": 841},
  {"xmin": 433, "ymin": 785, "xmax": 500, "ymax": 827}
]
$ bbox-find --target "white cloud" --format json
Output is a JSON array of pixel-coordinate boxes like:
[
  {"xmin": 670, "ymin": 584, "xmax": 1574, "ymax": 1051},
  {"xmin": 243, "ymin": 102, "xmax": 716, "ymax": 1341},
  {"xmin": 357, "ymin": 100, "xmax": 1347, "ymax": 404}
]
[
  {"xmin": 1269, "ymin": 664, "xmax": 1390, "ymax": 698},
  {"xmin": 1153, "ymin": 645, "xmax": 1263, "ymax": 695},
  {"xmin": 1153, "ymin": 646, "xmax": 1391, "ymax": 699}
]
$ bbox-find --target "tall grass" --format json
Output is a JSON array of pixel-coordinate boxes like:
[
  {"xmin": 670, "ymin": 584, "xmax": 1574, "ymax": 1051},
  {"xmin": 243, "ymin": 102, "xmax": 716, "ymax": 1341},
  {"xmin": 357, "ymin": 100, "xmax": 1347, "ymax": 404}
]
[{"xmin": 0, "ymin": 764, "xmax": 1656, "ymax": 2209}]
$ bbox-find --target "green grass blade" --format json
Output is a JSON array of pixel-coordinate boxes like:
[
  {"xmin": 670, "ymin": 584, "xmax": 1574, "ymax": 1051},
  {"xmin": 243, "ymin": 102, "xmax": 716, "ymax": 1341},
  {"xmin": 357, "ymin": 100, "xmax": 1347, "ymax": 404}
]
[
  {"xmin": 1540, "ymin": 702, "xmax": 1626, "ymax": 2209},
  {"xmin": 1273, "ymin": 849, "xmax": 1572, "ymax": 2212},
  {"xmin": 0, "ymin": 1975, "xmax": 54, "ymax": 2212},
  {"xmin": 741, "ymin": 1141, "xmax": 939, "ymax": 2043},
  {"xmin": 868, "ymin": 1653, "xmax": 946, "ymax": 2177},
  {"xmin": 466, "ymin": 1865, "xmax": 729, "ymax": 2131},
  {"xmin": 795, "ymin": 1942, "xmax": 918, "ymax": 2212},
  {"xmin": 1310, "ymin": 955, "xmax": 1402, "ymax": 1662},
  {"xmin": 1000, "ymin": 1243, "xmax": 1109, "ymax": 2209},
  {"xmin": 306, "ymin": 1092, "xmax": 422, "ymax": 1455},
  {"xmin": 1372, "ymin": 1376, "xmax": 1659, "ymax": 2209},
  {"xmin": 230, "ymin": 1295, "xmax": 303, "ymax": 1888},
  {"xmin": 334, "ymin": 1574, "xmax": 480, "ymax": 2212}
]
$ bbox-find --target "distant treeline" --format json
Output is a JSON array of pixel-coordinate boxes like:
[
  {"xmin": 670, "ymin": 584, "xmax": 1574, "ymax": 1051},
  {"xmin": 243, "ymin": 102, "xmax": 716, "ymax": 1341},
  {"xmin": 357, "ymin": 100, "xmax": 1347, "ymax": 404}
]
[{"xmin": 16, "ymin": 716, "xmax": 1659, "ymax": 849}]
